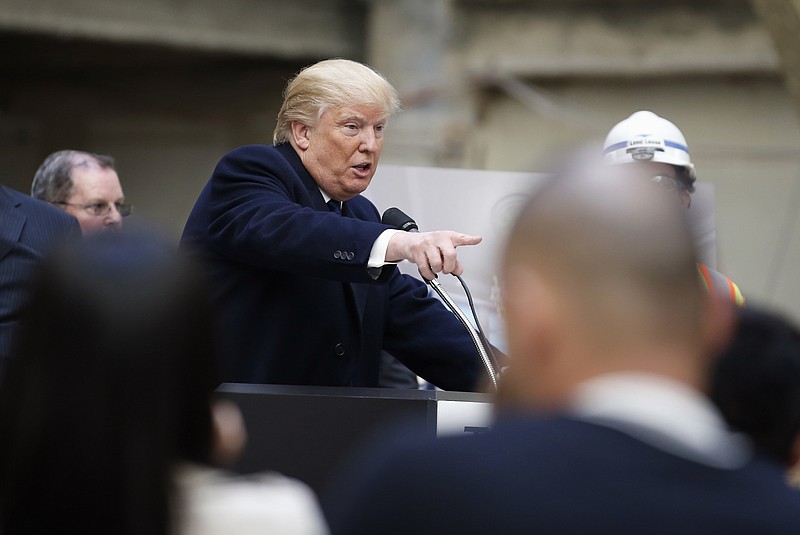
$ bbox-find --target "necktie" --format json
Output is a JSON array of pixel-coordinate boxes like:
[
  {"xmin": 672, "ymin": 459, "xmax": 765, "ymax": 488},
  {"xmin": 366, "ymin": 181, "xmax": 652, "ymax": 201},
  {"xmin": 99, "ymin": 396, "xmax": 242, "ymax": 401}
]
[{"xmin": 327, "ymin": 199, "xmax": 342, "ymax": 215}]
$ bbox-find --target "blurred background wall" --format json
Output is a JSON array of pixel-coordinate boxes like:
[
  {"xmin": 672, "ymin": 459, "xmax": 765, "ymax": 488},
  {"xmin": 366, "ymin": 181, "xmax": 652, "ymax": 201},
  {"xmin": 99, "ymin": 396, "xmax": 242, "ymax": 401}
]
[{"xmin": 0, "ymin": 0, "xmax": 798, "ymax": 321}]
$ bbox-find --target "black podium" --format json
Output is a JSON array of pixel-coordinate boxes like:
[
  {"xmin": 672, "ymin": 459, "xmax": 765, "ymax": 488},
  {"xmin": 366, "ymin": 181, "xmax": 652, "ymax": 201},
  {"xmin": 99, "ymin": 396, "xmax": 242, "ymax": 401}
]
[{"xmin": 217, "ymin": 383, "xmax": 492, "ymax": 494}]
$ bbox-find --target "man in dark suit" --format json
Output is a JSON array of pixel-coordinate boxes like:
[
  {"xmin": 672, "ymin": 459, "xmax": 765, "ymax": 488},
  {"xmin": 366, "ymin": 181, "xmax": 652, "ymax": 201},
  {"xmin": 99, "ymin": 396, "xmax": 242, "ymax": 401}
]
[
  {"xmin": 180, "ymin": 59, "xmax": 486, "ymax": 391},
  {"xmin": 325, "ymin": 159, "xmax": 800, "ymax": 533},
  {"xmin": 0, "ymin": 185, "xmax": 80, "ymax": 375}
]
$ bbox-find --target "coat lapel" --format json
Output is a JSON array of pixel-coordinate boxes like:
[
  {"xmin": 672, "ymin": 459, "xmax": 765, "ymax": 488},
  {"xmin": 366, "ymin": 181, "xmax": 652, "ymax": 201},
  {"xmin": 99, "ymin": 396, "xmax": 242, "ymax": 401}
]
[{"xmin": 275, "ymin": 143, "xmax": 371, "ymax": 327}]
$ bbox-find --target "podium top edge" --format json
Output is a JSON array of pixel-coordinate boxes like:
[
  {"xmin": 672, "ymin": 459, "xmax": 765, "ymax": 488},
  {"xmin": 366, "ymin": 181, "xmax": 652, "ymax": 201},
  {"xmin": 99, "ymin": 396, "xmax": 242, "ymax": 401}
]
[{"xmin": 216, "ymin": 382, "xmax": 493, "ymax": 403}]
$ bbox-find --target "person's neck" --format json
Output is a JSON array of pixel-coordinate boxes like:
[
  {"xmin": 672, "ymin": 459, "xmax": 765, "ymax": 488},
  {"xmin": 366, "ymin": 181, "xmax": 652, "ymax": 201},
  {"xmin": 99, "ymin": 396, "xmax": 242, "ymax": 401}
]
[{"xmin": 537, "ymin": 343, "xmax": 706, "ymax": 413}]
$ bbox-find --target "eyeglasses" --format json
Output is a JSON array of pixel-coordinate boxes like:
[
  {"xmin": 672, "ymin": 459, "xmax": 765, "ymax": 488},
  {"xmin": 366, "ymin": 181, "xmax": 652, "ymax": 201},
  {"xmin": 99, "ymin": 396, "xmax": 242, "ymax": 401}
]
[
  {"xmin": 650, "ymin": 175, "xmax": 684, "ymax": 193},
  {"xmin": 56, "ymin": 201, "xmax": 133, "ymax": 217}
]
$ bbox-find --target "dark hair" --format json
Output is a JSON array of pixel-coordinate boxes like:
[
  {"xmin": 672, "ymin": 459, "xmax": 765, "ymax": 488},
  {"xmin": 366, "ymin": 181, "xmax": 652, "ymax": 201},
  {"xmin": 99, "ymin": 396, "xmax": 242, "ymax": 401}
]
[
  {"xmin": 710, "ymin": 306, "xmax": 800, "ymax": 465},
  {"xmin": 672, "ymin": 165, "xmax": 696, "ymax": 193},
  {"xmin": 0, "ymin": 230, "xmax": 217, "ymax": 535}
]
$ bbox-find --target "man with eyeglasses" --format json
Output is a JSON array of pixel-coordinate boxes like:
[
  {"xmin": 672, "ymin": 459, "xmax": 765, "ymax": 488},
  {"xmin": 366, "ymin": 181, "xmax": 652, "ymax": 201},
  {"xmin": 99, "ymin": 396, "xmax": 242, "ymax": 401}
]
[
  {"xmin": 32, "ymin": 150, "xmax": 132, "ymax": 234},
  {"xmin": 603, "ymin": 111, "xmax": 745, "ymax": 306}
]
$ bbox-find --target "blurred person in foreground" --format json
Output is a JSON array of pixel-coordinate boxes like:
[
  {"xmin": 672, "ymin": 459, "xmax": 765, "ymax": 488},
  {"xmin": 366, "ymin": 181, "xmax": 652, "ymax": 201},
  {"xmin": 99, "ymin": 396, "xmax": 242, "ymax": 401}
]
[
  {"xmin": 710, "ymin": 306, "xmax": 800, "ymax": 484},
  {"xmin": 32, "ymin": 149, "xmax": 131, "ymax": 234},
  {"xmin": 180, "ymin": 59, "xmax": 486, "ymax": 390},
  {"xmin": 325, "ymin": 156, "xmax": 800, "ymax": 534},
  {"xmin": 604, "ymin": 110, "xmax": 745, "ymax": 306},
  {"xmin": 0, "ymin": 231, "xmax": 328, "ymax": 535}
]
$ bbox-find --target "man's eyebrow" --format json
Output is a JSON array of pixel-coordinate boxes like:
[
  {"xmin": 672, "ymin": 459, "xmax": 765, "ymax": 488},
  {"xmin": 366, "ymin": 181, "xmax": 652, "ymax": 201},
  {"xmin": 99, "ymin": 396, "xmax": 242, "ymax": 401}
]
[
  {"xmin": 338, "ymin": 114, "xmax": 388, "ymax": 124},
  {"xmin": 85, "ymin": 197, "xmax": 125, "ymax": 204},
  {"xmin": 339, "ymin": 114, "xmax": 365, "ymax": 123}
]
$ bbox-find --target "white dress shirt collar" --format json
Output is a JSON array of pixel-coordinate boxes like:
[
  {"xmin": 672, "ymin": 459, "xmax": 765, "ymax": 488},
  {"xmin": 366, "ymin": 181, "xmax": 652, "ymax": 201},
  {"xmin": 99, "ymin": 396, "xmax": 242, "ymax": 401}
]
[
  {"xmin": 319, "ymin": 188, "xmax": 338, "ymax": 208},
  {"xmin": 569, "ymin": 372, "xmax": 752, "ymax": 469}
]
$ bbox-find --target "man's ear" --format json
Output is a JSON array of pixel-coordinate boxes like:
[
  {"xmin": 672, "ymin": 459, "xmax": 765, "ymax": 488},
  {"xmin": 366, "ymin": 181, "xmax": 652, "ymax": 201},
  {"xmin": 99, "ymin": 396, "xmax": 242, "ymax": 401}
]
[
  {"xmin": 501, "ymin": 266, "xmax": 561, "ymax": 374},
  {"xmin": 290, "ymin": 121, "xmax": 311, "ymax": 150},
  {"xmin": 496, "ymin": 264, "xmax": 564, "ymax": 410},
  {"xmin": 681, "ymin": 189, "xmax": 692, "ymax": 210}
]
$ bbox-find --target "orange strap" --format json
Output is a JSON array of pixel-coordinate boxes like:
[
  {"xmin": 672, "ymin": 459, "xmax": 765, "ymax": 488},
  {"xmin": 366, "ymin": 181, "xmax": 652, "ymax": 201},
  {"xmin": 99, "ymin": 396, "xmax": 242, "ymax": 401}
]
[
  {"xmin": 697, "ymin": 263, "xmax": 714, "ymax": 296},
  {"xmin": 726, "ymin": 277, "xmax": 737, "ymax": 303},
  {"xmin": 696, "ymin": 263, "xmax": 745, "ymax": 306}
]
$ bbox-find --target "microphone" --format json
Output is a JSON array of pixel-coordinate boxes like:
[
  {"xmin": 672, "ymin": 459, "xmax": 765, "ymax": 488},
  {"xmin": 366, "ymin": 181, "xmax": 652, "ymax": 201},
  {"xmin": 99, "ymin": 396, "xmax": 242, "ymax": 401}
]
[
  {"xmin": 381, "ymin": 207, "xmax": 419, "ymax": 232},
  {"xmin": 381, "ymin": 207, "xmax": 499, "ymax": 390}
]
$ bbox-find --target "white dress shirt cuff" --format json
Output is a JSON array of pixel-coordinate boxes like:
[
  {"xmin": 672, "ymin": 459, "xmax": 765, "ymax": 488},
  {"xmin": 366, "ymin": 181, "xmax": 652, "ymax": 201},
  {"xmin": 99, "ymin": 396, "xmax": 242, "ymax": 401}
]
[{"xmin": 368, "ymin": 229, "xmax": 402, "ymax": 273}]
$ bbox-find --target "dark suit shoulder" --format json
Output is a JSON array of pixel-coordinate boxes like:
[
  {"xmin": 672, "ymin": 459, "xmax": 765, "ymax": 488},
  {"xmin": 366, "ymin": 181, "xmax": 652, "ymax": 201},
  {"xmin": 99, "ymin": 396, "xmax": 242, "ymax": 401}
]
[
  {"xmin": 212, "ymin": 143, "xmax": 310, "ymax": 196},
  {"xmin": 220, "ymin": 144, "xmax": 278, "ymax": 160},
  {"xmin": 327, "ymin": 416, "xmax": 800, "ymax": 535},
  {"xmin": 1, "ymin": 186, "xmax": 80, "ymax": 236},
  {"xmin": 217, "ymin": 144, "xmax": 297, "ymax": 174},
  {"xmin": 4, "ymin": 186, "xmax": 60, "ymax": 215}
]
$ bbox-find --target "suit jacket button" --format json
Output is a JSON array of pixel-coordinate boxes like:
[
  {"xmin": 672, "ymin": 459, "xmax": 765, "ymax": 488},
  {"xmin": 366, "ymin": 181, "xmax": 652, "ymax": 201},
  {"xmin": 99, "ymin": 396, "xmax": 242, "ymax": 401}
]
[
  {"xmin": 334, "ymin": 343, "xmax": 345, "ymax": 356},
  {"xmin": 346, "ymin": 252, "xmax": 354, "ymax": 260},
  {"xmin": 334, "ymin": 250, "xmax": 341, "ymax": 259}
]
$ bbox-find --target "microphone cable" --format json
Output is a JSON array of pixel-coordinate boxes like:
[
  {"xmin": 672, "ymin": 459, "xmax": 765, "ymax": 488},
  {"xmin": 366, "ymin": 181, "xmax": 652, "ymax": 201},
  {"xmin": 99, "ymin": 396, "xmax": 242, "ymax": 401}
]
[
  {"xmin": 454, "ymin": 274, "xmax": 500, "ymax": 373},
  {"xmin": 381, "ymin": 206, "xmax": 500, "ymax": 388}
]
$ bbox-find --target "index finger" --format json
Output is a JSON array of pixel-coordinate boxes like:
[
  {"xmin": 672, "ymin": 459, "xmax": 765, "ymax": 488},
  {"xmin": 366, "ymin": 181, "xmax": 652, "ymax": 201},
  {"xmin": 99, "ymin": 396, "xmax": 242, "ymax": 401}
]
[{"xmin": 452, "ymin": 234, "xmax": 482, "ymax": 247}]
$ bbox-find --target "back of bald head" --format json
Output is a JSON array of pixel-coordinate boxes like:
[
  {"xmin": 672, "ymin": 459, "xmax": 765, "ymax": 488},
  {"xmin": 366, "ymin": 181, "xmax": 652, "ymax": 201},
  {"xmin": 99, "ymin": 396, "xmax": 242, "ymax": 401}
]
[{"xmin": 503, "ymin": 156, "xmax": 704, "ymax": 349}]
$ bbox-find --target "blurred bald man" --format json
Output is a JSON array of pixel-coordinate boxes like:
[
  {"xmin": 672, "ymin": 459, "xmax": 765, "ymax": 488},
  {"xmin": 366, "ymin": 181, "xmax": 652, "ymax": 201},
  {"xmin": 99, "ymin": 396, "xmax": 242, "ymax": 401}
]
[{"xmin": 326, "ymin": 157, "xmax": 800, "ymax": 534}]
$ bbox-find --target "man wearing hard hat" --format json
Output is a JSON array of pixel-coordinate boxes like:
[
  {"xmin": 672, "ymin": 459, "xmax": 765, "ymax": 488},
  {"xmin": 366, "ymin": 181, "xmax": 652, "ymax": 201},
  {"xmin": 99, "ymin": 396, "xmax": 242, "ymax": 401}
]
[{"xmin": 603, "ymin": 111, "xmax": 745, "ymax": 306}]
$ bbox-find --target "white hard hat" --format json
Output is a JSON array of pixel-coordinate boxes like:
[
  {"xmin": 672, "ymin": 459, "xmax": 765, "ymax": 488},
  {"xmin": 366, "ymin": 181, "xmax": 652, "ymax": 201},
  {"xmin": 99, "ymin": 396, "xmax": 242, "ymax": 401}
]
[{"xmin": 603, "ymin": 111, "xmax": 696, "ymax": 182}]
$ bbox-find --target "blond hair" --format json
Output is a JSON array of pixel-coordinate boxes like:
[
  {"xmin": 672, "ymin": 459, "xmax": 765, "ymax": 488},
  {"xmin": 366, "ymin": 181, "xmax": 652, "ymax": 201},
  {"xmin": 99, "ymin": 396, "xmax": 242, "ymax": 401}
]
[{"xmin": 273, "ymin": 59, "xmax": 401, "ymax": 144}]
